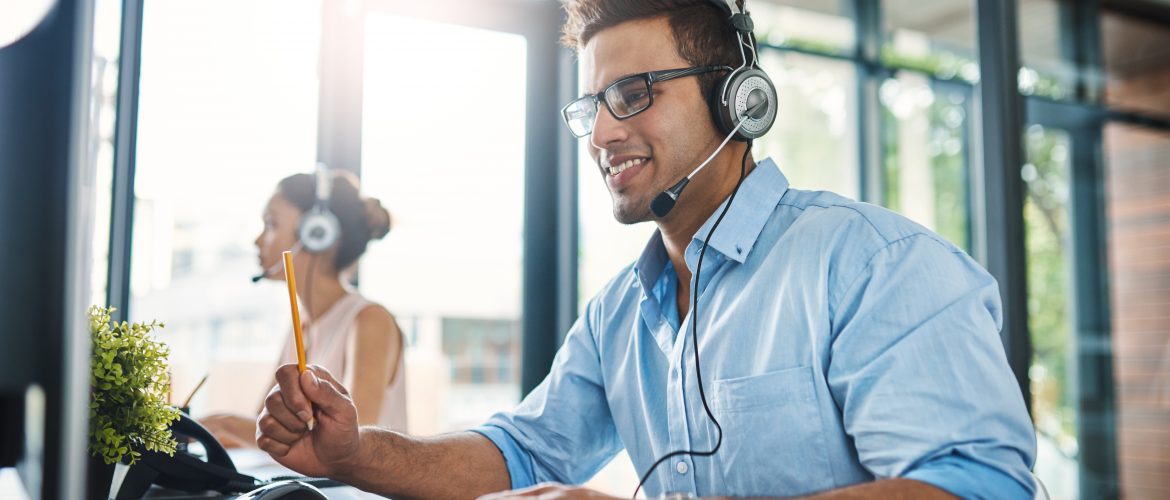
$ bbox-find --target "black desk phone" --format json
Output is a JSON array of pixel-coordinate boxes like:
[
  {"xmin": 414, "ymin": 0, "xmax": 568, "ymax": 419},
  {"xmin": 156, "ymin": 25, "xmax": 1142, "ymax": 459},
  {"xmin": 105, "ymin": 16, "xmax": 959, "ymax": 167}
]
[{"xmin": 114, "ymin": 411, "xmax": 335, "ymax": 499}]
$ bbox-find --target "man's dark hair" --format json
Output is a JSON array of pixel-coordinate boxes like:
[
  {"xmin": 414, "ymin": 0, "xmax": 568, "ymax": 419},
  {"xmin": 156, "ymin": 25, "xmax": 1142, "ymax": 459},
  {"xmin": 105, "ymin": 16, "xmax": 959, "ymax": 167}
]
[{"xmin": 561, "ymin": 0, "xmax": 743, "ymax": 100}]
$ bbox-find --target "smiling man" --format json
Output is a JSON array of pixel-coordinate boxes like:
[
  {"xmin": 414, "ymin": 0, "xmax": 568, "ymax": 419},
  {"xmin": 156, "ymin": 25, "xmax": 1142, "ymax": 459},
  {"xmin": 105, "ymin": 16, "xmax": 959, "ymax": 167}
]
[{"xmin": 254, "ymin": 1, "xmax": 1038, "ymax": 499}]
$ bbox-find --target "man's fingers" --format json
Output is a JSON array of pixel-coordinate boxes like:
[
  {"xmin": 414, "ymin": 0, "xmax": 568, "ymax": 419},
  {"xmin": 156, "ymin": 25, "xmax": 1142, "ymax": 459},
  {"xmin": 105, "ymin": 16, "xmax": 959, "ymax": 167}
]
[
  {"xmin": 300, "ymin": 368, "xmax": 354, "ymax": 417},
  {"xmin": 263, "ymin": 389, "xmax": 308, "ymax": 432},
  {"xmin": 256, "ymin": 412, "xmax": 305, "ymax": 445},
  {"xmin": 308, "ymin": 364, "xmax": 350, "ymax": 396},
  {"xmin": 256, "ymin": 435, "xmax": 291, "ymax": 457},
  {"xmin": 273, "ymin": 364, "xmax": 314, "ymax": 424}
]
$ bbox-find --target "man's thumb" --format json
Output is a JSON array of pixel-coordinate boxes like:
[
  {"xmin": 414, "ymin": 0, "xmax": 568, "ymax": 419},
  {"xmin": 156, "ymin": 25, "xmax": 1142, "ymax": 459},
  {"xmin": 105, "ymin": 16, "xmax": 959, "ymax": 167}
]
[{"xmin": 299, "ymin": 369, "xmax": 349, "ymax": 414}]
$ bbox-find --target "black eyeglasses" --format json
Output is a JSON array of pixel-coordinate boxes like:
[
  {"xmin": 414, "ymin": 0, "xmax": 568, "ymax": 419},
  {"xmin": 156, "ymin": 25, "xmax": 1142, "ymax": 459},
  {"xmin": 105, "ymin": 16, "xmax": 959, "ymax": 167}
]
[{"xmin": 561, "ymin": 65, "xmax": 732, "ymax": 138}]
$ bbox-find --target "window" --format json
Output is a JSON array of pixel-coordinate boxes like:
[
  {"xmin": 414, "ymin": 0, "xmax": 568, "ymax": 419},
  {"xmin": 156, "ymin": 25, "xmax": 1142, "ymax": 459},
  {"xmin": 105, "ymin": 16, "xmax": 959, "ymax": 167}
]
[
  {"xmin": 89, "ymin": 0, "xmax": 123, "ymax": 308},
  {"xmin": 1016, "ymin": 0, "xmax": 1079, "ymax": 100},
  {"xmin": 879, "ymin": 73, "xmax": 973, "ymax": 250},
  {"xmin": 1022, "ymin": 124, "xmax": 1079, "ymax": 499},
  {"xmin": 129, "ymin": 0, "xmax": 322, "ymax": 415},
  {"xmin": 881, "ymin": 0, "xmax": 979, "ymax": 83},
  {"xmin": 755, "ymin": 50, "xmax": 860, "ymax": 198},
  {"xmin": 359, "ymin": 14, "xmax": 528, "ymax": 434},
  {"xmin": 752, "ymin": 0, "xmax": 854, "ymax": 56}
]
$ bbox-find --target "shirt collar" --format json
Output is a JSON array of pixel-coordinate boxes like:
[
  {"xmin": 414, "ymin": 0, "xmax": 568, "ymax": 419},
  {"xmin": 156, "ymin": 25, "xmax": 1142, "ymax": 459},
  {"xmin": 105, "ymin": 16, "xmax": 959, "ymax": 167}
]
[
  {"xmin": 634, "ymin": 157, "xmax": 789, "ymax": 284},
  {"xmin": 687, "ymin": 157, "xmax": 789, "ymax": 266},
  {"xmin": 635, "ymin": 230, "xmax": 669, "ymax": 293}
]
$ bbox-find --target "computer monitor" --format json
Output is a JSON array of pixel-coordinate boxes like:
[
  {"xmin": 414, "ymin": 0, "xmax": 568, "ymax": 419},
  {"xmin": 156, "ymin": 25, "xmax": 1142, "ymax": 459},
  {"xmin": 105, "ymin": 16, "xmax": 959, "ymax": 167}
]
[{"xmin": 0, "ymin": 0, "xmax": 98, "ymax": 497}]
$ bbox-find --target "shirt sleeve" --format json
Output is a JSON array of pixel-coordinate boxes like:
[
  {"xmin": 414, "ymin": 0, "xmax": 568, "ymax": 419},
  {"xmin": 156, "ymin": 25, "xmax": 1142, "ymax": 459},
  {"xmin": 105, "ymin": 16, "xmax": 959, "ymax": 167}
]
[
  {"xmin": 827, "ymin": 233, "xmax": 1037, "ymax": 499},
  {"xmin": 470, "ymin": 300, "xmax": 623, "ymax": 489}
]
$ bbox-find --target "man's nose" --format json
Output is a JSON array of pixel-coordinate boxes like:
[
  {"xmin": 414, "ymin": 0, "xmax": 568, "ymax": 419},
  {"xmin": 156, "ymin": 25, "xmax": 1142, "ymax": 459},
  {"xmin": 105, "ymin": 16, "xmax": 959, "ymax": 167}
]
[{"xmin": 589, "ymin": 104, "xmax": 629, "ymax": 151}]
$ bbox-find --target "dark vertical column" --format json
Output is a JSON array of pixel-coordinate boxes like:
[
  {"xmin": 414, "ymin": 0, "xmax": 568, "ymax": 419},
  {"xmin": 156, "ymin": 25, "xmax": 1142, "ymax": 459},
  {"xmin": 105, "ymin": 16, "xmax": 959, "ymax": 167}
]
[
  {"xmin": 974, "ymin": 0, "xmax": 1031, "ymax": 410},
  {"xmin": 1070, "ymin": 119, "xmax": 1119, "ymax": 500},
  {"xmin": 0, "ymin": 0, "xmax": 96, "ymax": 497},
  {"xmin": 556, "ymin": 45, "xmax": 580, "ymax": 345},
  {"xmin": 521, "ymin": 2, "xmax": 568, "ymax": 396},
  {"xmin": 852, "ymin": 0, "xmax": 882, "ymax": 204}
]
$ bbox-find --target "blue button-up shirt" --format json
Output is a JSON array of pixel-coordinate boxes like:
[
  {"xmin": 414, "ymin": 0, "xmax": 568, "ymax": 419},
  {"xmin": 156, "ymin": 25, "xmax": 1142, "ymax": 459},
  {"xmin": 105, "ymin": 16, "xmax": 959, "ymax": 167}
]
[{"xmin": 475, "ymin": 158, "xmax": 1036, "ymax": 499}]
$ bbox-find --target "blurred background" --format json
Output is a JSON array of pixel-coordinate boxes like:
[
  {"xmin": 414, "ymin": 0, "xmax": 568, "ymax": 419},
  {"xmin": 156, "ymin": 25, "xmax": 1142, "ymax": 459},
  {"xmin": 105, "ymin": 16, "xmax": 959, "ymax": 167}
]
[{"xmin": 2, "ymin": 0, "xmax": 1168, "ymax": 498}]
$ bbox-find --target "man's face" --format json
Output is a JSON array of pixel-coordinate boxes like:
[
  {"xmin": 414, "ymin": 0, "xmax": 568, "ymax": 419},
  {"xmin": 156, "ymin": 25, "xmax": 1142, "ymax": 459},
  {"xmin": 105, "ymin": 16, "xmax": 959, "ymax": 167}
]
[{"xmin": 581, "ymin": 16, "xmax": 722, "ymax": 224}]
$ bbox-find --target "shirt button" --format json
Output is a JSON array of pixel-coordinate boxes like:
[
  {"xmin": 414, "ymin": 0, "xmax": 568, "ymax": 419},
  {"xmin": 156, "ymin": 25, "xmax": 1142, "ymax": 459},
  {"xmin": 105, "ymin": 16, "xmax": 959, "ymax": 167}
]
[{"xmin": 675, "ymin": 461, "xmax": 689, "ymax": 474}]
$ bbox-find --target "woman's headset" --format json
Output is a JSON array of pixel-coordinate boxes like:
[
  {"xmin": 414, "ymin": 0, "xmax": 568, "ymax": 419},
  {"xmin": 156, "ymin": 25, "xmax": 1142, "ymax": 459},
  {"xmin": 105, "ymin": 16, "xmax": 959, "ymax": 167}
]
[
  {"xmin": 251, "ymin": 164, "xmax": 340, "ymax": 283},
  {"xmin": 298, "ymin": 163, "xmax": 341, "ymax": 254}
]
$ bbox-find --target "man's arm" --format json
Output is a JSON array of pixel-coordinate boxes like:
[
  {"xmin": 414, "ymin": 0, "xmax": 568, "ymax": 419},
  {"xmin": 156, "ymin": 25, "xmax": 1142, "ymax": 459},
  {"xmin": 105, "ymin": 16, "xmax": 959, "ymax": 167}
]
[
  {"xmin": 256, "ymin": 364, "xmax": 511, "ymax": 500},
  {"xmin": 788, "ymin": 478, "xmax": 955, "ymax": 499},
  {"xmin": 826, "ymin": 233, "xmax": 1037, "ymax": 498},
  {"xmin": 339, "ymin": 427, "xmax": 511, "ymax": 499}
]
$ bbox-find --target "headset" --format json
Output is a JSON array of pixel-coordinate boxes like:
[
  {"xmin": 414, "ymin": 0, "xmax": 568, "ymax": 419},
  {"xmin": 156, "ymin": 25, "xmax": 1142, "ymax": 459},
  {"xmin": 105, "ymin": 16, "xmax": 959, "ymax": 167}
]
[
  {"xmin": 299, "ymin": 163, "xmax": 342, "ymax": 254},
  {"xmin": 650, "ymin": 0, "xmax": 776, "ymax": 218},
  {"xmin": 637, "ymin": 1, "xmax": 774, "ymax": 497},
  {"xmin": 707, "ymin": 0, "xmax": 777, "ymax": 142},
  {"xmin": 251, "ymin": 163, "xmax": 341, "ymax": 283}
]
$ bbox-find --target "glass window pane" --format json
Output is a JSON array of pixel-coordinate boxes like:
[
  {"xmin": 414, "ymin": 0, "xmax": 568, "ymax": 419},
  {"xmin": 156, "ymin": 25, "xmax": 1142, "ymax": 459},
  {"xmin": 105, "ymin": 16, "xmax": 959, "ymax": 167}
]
[
  {"xmin": 1104, "ymin": 122, "xmax": 1170, "ymax": 499},
  {"xmin": 755, "ymin": 50, "xmax": 860, "ymax": 199},
  {"xmin": 752, "ymin": 0, "xmax": 855, "ymax": 56},
  {"xmin": 360, "ymin": 15, "xmax": 527, "ymax": 435},
  {"xmin": 879, "ymin": 73, "xmax": 973, "ymax": 251},
  {"xmin": 129, "ymin": 0, "xmax": 321, "ymax": 415},
  {"xmin": 881, "ymin": 0, "xmax": 979, "ymax": 83},
  {"xmin": 1101, "ymin": 10, "xmax": 1170, "ymax": 117},
  {"xmin": 1016, "ymin": 0, "xmax": 1079, "ymax": 100},
  {"xmin": 1022, "ymin": 124, "xmax": 1080, "ymax": 500},
  {"xmin": 89, "ymin": 0, "xmax": 123, "ymax": 308}
]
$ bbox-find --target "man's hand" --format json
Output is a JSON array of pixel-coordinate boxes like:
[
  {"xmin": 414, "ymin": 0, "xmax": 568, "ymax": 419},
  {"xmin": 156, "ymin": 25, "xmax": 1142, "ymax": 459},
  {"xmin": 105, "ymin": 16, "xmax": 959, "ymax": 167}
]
[
  {"xmin": 477, "ymin": 483, "xmax": 622, "ymax": 500},
  {"xmin": 255, "ymin": 364, "xmax": 360, "ymax": 479}
]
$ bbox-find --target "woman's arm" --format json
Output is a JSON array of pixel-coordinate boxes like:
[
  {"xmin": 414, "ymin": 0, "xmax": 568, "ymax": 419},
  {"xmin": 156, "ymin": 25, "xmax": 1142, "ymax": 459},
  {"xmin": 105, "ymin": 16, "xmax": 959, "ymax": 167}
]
[
  {"xmin": 347, "ymin": 304, "xmax": 402, "ymax": 426},
  {"xmin": 199, "ymin": 413, "xmax": 258, "ymax": 448}
]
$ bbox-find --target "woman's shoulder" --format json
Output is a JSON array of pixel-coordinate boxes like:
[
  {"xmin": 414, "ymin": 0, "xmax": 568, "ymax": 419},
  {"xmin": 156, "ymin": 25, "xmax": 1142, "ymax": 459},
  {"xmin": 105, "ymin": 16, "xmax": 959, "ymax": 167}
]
[{"xmin": 351, "ymin": 297, "xmax": 399, "ymax": 336}]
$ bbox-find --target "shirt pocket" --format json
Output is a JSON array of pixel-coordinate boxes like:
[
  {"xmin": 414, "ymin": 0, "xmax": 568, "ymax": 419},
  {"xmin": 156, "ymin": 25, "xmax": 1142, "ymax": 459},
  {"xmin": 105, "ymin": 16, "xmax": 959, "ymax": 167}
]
[{"xmin": 711, "ymin": 365, "xmax": 834, "ymax": 496}]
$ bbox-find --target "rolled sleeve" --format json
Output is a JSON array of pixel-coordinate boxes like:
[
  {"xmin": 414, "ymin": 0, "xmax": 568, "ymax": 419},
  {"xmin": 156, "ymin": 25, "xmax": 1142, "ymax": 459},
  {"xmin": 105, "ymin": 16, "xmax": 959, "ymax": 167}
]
[
  {"xmin": 828, "ymin": 234, "xmax": 1037, "ymax": 498},
  {"xmin": 905, "ymin": 452, "xmax": 1033, "ymax": 499},
  {"xmin": 471, "ymin": 424, "xmax": 537, "ymax": 490},
  {"xmin": 472, "ymin": 300, "xmax": 623, "ymax": 487}
]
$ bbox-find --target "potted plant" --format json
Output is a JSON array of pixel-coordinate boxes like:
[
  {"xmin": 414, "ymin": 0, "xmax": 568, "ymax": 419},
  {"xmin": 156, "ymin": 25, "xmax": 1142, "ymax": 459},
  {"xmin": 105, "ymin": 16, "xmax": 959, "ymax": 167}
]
[{"xmin": 87, "ymin": 305, "xmax": 181, "ymax": 499}]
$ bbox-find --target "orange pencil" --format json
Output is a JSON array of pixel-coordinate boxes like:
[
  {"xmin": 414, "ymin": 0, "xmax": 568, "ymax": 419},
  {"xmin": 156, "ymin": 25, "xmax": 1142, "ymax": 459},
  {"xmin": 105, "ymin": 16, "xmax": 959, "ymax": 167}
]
[{"xmin": 282, "ymin": 250, "xmax": 314, "ymax": 430}]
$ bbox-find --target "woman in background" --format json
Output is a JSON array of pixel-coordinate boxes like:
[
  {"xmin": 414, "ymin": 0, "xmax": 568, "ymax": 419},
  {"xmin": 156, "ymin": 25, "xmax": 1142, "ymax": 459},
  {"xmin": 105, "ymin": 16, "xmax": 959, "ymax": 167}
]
[{"xmin": 201, "ymin": 171, "xmax": 406, "ymax": 447}]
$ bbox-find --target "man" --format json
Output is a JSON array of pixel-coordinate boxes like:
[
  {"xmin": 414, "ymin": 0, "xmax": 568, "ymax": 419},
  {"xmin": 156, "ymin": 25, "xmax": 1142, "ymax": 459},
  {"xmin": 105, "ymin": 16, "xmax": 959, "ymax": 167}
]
[{"xmin": 256, "ymin": 1, "xmax": 1037, "ymax": 498}]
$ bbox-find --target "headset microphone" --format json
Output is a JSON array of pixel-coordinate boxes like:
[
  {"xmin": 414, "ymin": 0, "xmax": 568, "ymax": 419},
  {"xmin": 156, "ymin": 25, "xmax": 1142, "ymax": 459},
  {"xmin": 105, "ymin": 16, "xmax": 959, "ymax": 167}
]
[
  {"xmin": 650, "ymin": 92, "xmax": 768, "ymax": 218},
  {"xmin": 250, "ymin": 242, "xmax": 304, "ymax": 283}
]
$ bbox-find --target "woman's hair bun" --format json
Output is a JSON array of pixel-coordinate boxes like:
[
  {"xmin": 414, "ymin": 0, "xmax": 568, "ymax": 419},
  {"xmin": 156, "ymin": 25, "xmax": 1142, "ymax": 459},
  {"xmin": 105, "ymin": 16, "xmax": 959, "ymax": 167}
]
[{"xmin": 363, "ymin": 197, "xmax": 392, "ymax": 241}]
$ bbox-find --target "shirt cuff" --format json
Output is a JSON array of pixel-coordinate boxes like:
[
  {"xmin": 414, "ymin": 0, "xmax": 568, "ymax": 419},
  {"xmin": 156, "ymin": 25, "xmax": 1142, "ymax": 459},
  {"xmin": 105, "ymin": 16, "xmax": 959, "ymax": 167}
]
[
  {"xmin": 471, "ymin": 424, "xmax": 536, "ymax": 490},
  {"xmin": 903, "ymin": 453, "xmax": 1034, "ymax": 500}
]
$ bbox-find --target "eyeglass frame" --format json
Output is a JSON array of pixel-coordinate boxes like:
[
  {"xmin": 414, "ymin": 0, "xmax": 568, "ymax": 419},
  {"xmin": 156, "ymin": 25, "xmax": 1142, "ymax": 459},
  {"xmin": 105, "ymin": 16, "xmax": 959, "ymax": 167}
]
[{"xmin": 560, "ymin": 65, "xmax": 734, "ymax": 137}]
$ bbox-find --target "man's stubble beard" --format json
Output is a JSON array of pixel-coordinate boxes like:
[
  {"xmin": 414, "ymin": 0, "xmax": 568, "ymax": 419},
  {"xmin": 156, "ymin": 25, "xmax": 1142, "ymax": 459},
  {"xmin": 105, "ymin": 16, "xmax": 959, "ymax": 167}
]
[{"xmin": 611, "ymin": 191, "xmax": 654, "ymax": 224}]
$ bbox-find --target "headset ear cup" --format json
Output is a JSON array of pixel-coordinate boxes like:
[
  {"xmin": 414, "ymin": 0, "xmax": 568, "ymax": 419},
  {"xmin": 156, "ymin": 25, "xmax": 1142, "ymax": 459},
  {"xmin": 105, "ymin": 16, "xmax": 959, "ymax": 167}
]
[
  {"xmin": 299, "ymin": 209, "xmax": 341, "ymax": 254},
  {"xmin": 709, "ymin": 72, "xmax": 737, "ymax": 137},
  {"xmin": 717, "ymin": 68, "xmax": 777, "ymax": 142}
]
